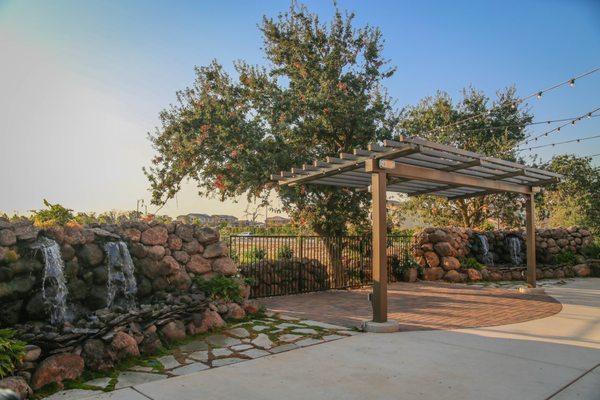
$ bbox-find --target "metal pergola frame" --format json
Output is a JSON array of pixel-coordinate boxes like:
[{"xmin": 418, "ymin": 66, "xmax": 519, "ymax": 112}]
[{"xmin": 272, "ymin": 136, "xmax": 561, "ymax": 324}]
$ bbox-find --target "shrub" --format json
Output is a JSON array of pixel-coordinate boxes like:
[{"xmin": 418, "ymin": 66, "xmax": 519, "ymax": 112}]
[
  {"xmin": 276, "ymin": 245, "xmax": 294, "ymax": 260},
  {"xmin": 460, "ymin": 257, "xmax": 485, "ymax": 270},
  {"xmin": 581, "ymin": 242, "xmax": 600, "ymax": 259},
  {"xmin": 554, "ymin": 249, "xmax": 577, "ymax": 265},
  {"xmin": 31, "ymin": 199, "xmax": 75, "ymax": 227},
  {"xmin": 0, "ymin": 329, "xmax": 26, "ymax": 378},
  {"xmin": 239, "ymin": 247, "xmax": 266, "ymax": 264},
  {"xmin": 195, "ymin": 275, "xmax": 243, "ymax": 303}
]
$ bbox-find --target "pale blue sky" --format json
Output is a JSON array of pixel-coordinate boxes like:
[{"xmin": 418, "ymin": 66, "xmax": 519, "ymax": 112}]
[{"xmin": 0, "ymin": 0, "xmax": 598, "ymax": 217}]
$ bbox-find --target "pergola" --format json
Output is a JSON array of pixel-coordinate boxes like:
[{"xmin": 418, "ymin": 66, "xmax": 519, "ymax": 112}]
[{"xmin": 272, "ymin": 136, "xmax": 561, "ymax": 329}]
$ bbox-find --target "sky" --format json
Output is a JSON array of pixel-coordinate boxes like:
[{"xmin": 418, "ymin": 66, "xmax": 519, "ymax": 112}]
[{"xmin": 0, "ymin": 0, "xmax": 599, "ymax": 219}]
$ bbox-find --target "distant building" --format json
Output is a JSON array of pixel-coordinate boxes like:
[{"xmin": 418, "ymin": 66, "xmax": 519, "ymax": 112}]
[
  {"xmin": 210, "ymin": 214, "xmax": 238, "ymax": 225},
  {"xmin": 177, "ymin": 213, "xmax": 211, "ymax": 224},
  {"xmin": 265, "ymin": 216, "xmax": 291, "ymax": 227}
]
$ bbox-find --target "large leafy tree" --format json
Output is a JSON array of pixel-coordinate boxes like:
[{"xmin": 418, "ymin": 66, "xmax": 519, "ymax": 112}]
[
  {"xmin": 536, "ymin": 154, "xmax": 600, "ymax": 233},
  {"xmin": 391, "ymin": 88, "xmax": 533, "ymax": 228},
  {"xmin": 145, "ymin": 2, "xmax": 398, "ymax": 236}
]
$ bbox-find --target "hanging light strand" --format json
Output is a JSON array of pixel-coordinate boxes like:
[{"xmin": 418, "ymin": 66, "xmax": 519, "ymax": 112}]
[
  {"xmin": 520, "ymin": 106, "xmax": 600, "ymax": 144},
  {"xmin": 518, "ymin": 133, "xmax": 600, "ymax": 152}
]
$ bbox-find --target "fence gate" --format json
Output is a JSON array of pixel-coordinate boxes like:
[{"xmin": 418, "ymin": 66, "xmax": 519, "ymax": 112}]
[{"xmin": 229, "ymin": 234, "xmax": 413, "ymax": 298}]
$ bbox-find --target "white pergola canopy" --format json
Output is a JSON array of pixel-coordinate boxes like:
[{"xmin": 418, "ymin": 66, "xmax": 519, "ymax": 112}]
[{"xmin": 271, "ymin": 136, "xmax": 561, "ymax": 199}]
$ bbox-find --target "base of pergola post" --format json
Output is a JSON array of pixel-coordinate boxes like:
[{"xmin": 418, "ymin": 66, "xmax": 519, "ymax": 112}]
[
  {"xmin": 362, "ymin": 320, "xmax": 399, "ymax": 333},
  {"xmin": 517, "ymin": 286, "xmax": 546, "ymax": 295}
]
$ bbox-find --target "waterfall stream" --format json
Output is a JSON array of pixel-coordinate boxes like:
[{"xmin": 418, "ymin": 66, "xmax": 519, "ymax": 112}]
[
  {"xmin": 33, "ymin": 237, "xmax": 69, "ymax": 325},
  {"xmin": 506, "ymin": 236, "xmax": 523, "ymax": 265},
  {"xmin": 475, "ymin": 233, "xmax": 494, "ymax": 266},
  {"xmin": 104, "ymin": 241, "xmax": 137, "ymax": 309}
]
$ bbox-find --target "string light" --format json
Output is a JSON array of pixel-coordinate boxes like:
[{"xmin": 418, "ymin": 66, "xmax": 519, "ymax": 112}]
[
  {"xmin": 520, "ymin": 106, "xmax": 600, "ymax": 144},
  {"xmin": 518, "ymin": 133, "xmax": 600, "ymax": 152}
]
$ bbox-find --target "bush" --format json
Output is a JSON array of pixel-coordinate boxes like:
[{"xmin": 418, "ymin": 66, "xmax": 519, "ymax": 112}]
[
  {"xmin": 195, "ymin": 275, "xmax": 243, "ymax": 303},
  {"xmin": 276, "ymin": 245, "xmax": 294, "ymax": 260},
  {"xmin": 581, "ymin": 242, "xmax": 600, "ymax": 259},
  {"xmin": 460, "ymin": 257, "xmax": 485, "ymax": 270},
  {"xmin": 239, "ymin": 247, "xmax": 266, "ymax": 264},
  {"xmin": 31, "ymin": 199, "xmax": 75, "ymax": 227},
  {"xmin": 0, "ymin": 329, "xmax": 26, "ymax": 378},
  {"xmin": 554, "ymin": 249, "xmax": 577, "ymax": 265}
]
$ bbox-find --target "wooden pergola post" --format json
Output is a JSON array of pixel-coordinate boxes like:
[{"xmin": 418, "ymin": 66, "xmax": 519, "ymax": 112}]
[
  {"xmin": 366, "ymin": 159, "xmax": 388, "ymax": 323},
  {"xmin": 525, "ymin": 192, "xmax": 536, "ymax": 288}
]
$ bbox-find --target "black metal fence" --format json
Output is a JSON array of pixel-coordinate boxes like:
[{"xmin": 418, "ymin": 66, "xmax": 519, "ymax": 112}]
[{"xmin": 229, "ymin": 234, "xmax": 413, "ymax": 298}]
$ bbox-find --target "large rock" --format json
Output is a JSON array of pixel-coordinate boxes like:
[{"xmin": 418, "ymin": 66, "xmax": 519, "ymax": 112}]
[
  {"xmin": 573, "ymin": 264, "xmax": 590, "ymax": 277},
  {"xmin": 13, "ymin": 224, "xmax": 39, "ymax": 241},
  {"xmin": 466, "ymin": 268, "xmax": 482, "ymax": 281},
  {"xmin": 173, "ymin": 250, "xmax": 190, "ymax": 264},
  {"xmin": 194, "ymin": 227, "xmax": 219, "ymax": 244},
  {"xmin": 0, "ymin": 376, "xmax": 32, "ymax": 400},
  {"xmin": 122, "ymin": 228, "xmax": 141, "ymax": 242},
  {"xmin": 111, "ymin": 331, "xmax": 140, "ymax": 359},
  {"xmin": 140, "ymin": 226, "xmax": 168, "ymax": 245},
  {"xmin": 82, "ymin": 339, "xmax": 114, "ymax": 372},
  {"xmin": 79, "ymin": 243, "xmax": 104, "ymax": 266},
  {"xmin": 444, "ymin": 270, "xmax": 463, "ymax": 283},
  {"xmin": 423, "ymin": 267, "xmax": 445, "ymax": 281},
  {"xmin": 31, "ymin": 354, "xmax": 84, "ymax": 389},
  {"xmin": 160, "ymin": 320, "xmax": 186, "ymax": 342},
  {"xmin": 226, "ymin": 302, "xmax": 246, "ymax": 320},
  {"xmin": 428, "ymin": 229, "xmax": 449, "ymax": 244},
  {"xmin": 175, "ymin": 224, "xmax": 195, "ymax": 242},
  {"xmin": 212, "ymin": 257, "xmax": 237, "ymax": 276},
  {"xmin": 194, "ymin": 309, "xmax": 226, "ymax": 333},
  {"xmin": 182, "ymin": 239, "xmax": 203, "ymax": 255},
  {"xmin": 24, "ymin": 345, "xmax": 42, "ymax": 362},
  {"xmin": 424, "ymin": 251, "xmax": 440, "ymax": 268},
  {"xmin": 204, "ymin": 242, "xmax": 228, "ymax": 258},
  {"xmin": 441, "ymin": 256, "xmax": 460, "ymax": 271},
  {"xmin": 186, "ymin": 254, "xmax": 211, "ymax": 274},
  {"xmin": 167, "ymin": 234, "xmax": 183, "ymax": 250},
  {"xmin": 146, "ymin": 245, "xmax": 166, "ymax": 260},
  {"xmin": 0, "ymin": 229, "xmax": 16, "ymax": 246},
  {"xmin": 434, "ymin": 242, "xmax": 455, "ymax": 257},
  {"xmin": 169, "ymin": 269, "xmax": 192, "ymax": 290}
]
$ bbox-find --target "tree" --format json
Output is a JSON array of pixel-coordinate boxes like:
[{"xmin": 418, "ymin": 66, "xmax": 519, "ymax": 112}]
[
  {"xmin": 536, "ymin": 154, "xmax": 600, "ymax": 233},
  {"xmin": 144, "ymin": 2, "xmax": 398, "ymax": 237},
  {"xmin": 390, "ymin": 88, "xmax": 533, "ymax": 228}
]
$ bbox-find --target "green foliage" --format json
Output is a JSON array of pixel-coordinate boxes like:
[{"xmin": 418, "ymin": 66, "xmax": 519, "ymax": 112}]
[
  {"xmin": 194, "ymin": 275, "xmax": 243, "ymax": 303},
  {"xmin": 144, "ymin": 2, "xmax": 398, "ymax": 236},
  {"xmin": 391, "ymin": 88, "xmax": 531, "ymax": 229},
  {"xmin": 554, "ymin": 249, "xmax": 577, "ymax": 266},
  {"xmin": 31, "ymin": 199, "xmax": 75, "ymax": 227},
  {"xmin": 581, "ymin": 242, "xmax": 600, "ymax": 260},
  {"xmin": 536, "ymin": 155, "xmax": 600, "ymax": 235},
  {"xmin": 276, "ymin": 245, "xmax": 294, "ymax": 260},
  {"xmin": 239, "ymin": 246, "xmax": 267, "ymax": 264},
  {"xmin": 0, "ymin": 329, "xmax": 26, "ymax": 378},
  {"xmin": 460, "ymin": 257, "xmax": 485, "ymax": 271},
  {"xmin": 390, "ymin": 253, "xmax": 419, "ymax": 280},
  {"xmin": 3, "ymin": 249, "xmax": 19, "ymax": 263}
]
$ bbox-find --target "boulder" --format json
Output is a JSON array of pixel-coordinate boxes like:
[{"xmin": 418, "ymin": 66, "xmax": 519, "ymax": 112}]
[
  {"xmin": 140, "ymin": 330, "xmax": 162, "ymax": 354},
  {"xmin": 169, "ymin": 269, "xmax": 192, "ymax": 290},
  {"xmin": 161, "ymin": 255, "xmax": 181, "ymax": 274},
  {"xmin": 194, "ymin": 227, "xmax": 219, "ymax": 244},
  {"xmin": 79, "ymin": 243, "xmax": 104, "ymax": 266},
  {"xmin": 140, "ymin": 226, "xmax": 168, "ymax": 246},
  {"xmin": 175, "ymin": 224, "xmax": 195, "ymax": 242},
  {"xmin": 13, "ymin": 224, "xmax": 39, "ymax": 241},
  {"xmin": 466, "ymin": 268, "xmax": 482, "ymax": 281},
  {"xmin": 203, "ymin": 242, "xmax": 228, "ymax": 258},
  {"xmin": 0, "ymin": 376, "xmax": 32, "ymax": 400},
  {"xmin": 0, "ymin": 229, "xmax": 16, "ymax": 246},
  {"xmin": 212, "ymin": 257, "xmax": 237, "ymax": 276},
  {"xmin": 82, "ymin": 339, "xmax": 114, "ymax": 372},
  {"xmin": 434, "ymin": 242, "xmax": 454, "ymax": 257},
  {"xmin": 146, "ymin": 245, "xmax": 166, "ymax": 260},
  {"xmin": 424, "ymin": 251, "xmax": 440, "ymax": 268},
  {"xmin": 111, "ymin": 331, "xmax": 140, "ymax": 359},
  {"xmin": 573, "ymin": 263, "xmax": 591, "ymax": 277},
  {"xmin": 173, "ymin": 250, "xmax": 190, "ymax": 264},
  {"xmin": 63, "ymin": 227, "xmax": 86, "ymax": 246},
  {"xmin": 444, "ymin": 270, "xmax": 463, "ymax": 283},
  {"xmin": 60, "ymin": 243, "xmax": 76, "ymax": 261},
  {"xmin": 441, "ymin": 256, "xmax": 460, "ymax": 271},
  {"xmin": 167, "ymin": 234, "xmax": 183, "ymax": 250},
  {"xmin": 160, "ymin": 320, "xmax": 186, "ymax": 342},
  {"xmin": 428, "ymin": 229, "xmax": 449, "ymax": 243},
  {"xmin": 186, "ymin": 254, "xmax": 211, "ymax": 274},
  {"xmin": 31, "ymin": 354, "xmax": 84, "ymax": 389},
  {"xmin": 242, "ymin": 299, "xmax": 261, "ymax": 314},
  {"xmin": 195, "ymin": 309, "xmax": 226, "ymax": 333},
  {"xmin": 182, "ymin": 239, "xmax": 203, "ymax": 254},
  {"xmin": 423, "ymin": 267, "xmax": 445, "ymax": 281},
  {"xmin": 122, "ymin": 228, "xmax": 141, "ymax": 242},
  {"xmin": 226, "ymin": 303, "xmax": 246, "ymax": 320}
]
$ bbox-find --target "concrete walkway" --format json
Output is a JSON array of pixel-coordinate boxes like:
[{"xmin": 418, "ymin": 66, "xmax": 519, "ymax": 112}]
[{"xmin": 85, "ymin": 278, "xmax": 600, "ymax": 400}]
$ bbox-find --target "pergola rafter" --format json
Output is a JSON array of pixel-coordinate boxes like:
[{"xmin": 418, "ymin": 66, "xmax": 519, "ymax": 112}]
[{"xmin": 271, "ymin": 136, "xmax": 561, "ymax": 329}]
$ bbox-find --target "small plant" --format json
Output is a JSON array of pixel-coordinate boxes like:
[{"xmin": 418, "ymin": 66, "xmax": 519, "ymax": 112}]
[
  {"xmin": 276, "ymin": 245, "xmax": 294, "ymax": 260},
  {"xmin": 195, "ymin": 275, "xmax": 243, "ymax": 303},
  {"xmin": 460, "ymin": 257, "xmax": 485, "ymax": 270},
  {"xmin": 554, "ymin": 249, "xmax": 577, "ymax": 265},
  {"xmin": 31, "ymin": 199, "xmax": 75, "ymax": 227},
  {"xmin": 0, "ymin": 329, "xmax": 26, "ymax": 378},
  {"xmin": 239, "ymin": 247, "xmax": 266, "ymax": 264}
]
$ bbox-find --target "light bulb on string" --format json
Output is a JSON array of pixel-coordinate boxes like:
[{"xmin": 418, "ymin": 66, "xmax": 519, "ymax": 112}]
[
  {"xmin": 569, "ymin": 79, "xmax": 575, "ymax": 87},
  {"xmin": 536, "ymin": 92, "xmax": 543, "ymax": 99}
]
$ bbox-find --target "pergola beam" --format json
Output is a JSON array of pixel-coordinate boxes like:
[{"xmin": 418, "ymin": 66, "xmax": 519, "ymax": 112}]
[{"xmin": 379, "ymin": 160, "xmax": 533, "ymax": 195}]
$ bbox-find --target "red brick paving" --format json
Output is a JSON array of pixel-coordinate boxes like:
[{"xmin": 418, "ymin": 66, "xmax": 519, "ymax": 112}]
[{"xmin": 259, "ymin": 282, "xmax": 562, "ymax": 331}]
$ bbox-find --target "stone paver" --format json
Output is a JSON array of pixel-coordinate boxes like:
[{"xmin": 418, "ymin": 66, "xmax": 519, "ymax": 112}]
[
  {"xmin": 230, "ymin": 343, "xmax": 253, "ymax": 351},
  {"xmin": 188, "ymin": 350, "xmax": 209, "ymax": 362},
  {"xmin": 241, "ymin": 348, "xmax": 271, "ymax": 359},
  {"xmin": 206, "ymin": 334, "xmax": 242, "ymax": 347},
  {"xmin": 278, "ymin": 334, "xmax": 303, "ymax": 342},
  {"xmin": 292, "ymin": 328, "xmax": 318, "ymax": 335},
  {"xmin": 226, "ymin": 327, "xmax": 251, "ymax": 338},
  {"xmin": 270, "ymin": 343, "xmax": 299, "ymax": 353},
  {"xmin": 157, "ymin": 355, "xmax": 183, "ymax": 370},
  {"xmin": 260, "ymin": 281, "xmax": 562, "ymax": 330},
  {"xmin": 46, "ymin": 389, "xmax": 102, "ymax": 400},
  {"xmin": 211, "ymin": 357, "xmax": 244, "ymax": 367},
  {"xmin": 179, "ymin": 341, "xmax": 209, "ymax": 352},
  {"xmin": 171, "ymin": 362, "xmax": 210, "ymax": 376},
  {"xmin": 212, "ymin": 348, "xmax": 233, "ymax": 357},
  {"xmin": 251, "ymin": 333, "xmax": 273, "ymax": 348},
  {"xmin": 322, "ymin": 334, "xmax": 344, "ymax": 341},
  {"xmin": 252, "ymin": 325, "xmax": 270, "ymax": 332},
  {"xmin": 114, "ymin": 371, "xmax": 166, "ymax": 389},
  {"xmin": 85, "ymin": 376, "xmax": 112, "ymax": 388}
]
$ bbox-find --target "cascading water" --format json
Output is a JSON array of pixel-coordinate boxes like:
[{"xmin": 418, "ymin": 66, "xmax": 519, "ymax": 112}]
[
  {"xmin": 104, "ymin": 241, "xmax": 137, "ymax": 309},
  {"xmin": 506, "ymin": 236, "xmax": 523, "ymax": 265},
  {"xmin": 33, "ymin": 237, "xmax": 69, "ymax": 325},
  {"xmin": 475, "ymin": 233, "xmax": 494, "ymax": 266}
]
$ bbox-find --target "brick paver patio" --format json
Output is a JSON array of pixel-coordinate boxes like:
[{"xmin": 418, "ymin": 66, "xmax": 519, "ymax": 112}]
[{"xmin": 259, "ymin": 282, "xmax": 563, "ymax": 331}]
